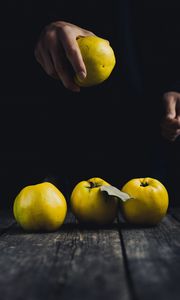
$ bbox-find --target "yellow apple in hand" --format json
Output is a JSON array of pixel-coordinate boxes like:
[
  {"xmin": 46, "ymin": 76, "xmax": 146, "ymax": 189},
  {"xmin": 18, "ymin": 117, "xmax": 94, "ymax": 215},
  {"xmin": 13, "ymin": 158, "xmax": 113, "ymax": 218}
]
[
  {"xmin": 13, "ymin": 182, "xmax": 67, "ymax": 231},
  {"xmin": 121, "ymin": 177, "xmax": 169, "ymax": 225},
  {"xmin": 70, "ymin": 177, "xmax": 119, "ymax": 225},
  {"xmin": 75, "ymin": 36, "xmax": 116, "ymax": 87}
]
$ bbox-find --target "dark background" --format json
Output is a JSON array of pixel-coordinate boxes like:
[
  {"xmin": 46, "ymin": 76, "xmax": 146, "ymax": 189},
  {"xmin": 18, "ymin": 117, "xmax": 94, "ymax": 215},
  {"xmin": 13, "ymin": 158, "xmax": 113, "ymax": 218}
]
[{"xmin": 0, "ymin": 0, "xmax": 179, "ymax": 209}]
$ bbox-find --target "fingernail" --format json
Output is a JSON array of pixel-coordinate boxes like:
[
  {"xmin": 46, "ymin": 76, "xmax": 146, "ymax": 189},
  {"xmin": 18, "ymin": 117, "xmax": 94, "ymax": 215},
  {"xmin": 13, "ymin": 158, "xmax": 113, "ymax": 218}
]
[{"xmin": 77, "ymin": 71, "xmax": 86, "ymax": 80}]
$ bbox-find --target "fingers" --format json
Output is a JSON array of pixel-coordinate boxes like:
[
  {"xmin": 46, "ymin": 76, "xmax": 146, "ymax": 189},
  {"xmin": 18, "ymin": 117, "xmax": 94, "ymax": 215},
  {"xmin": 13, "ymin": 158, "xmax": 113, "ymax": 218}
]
[
  {"xmin": 161, "ymin": 92, "xmax": 180, "ymax": 141},
  {"xmin": 34, "ymin": 21, "xmax": 96, "ymax": 92},
  {"xmin": 161, "ymin": 111, "xmax": 180, "ymax": 141},
  {"xmin": 50, "ymin": 45, "xmax": 80, "ymax": 92},
  {"xmin": 35, "ymin": 45, "xmax": 58, "ymax": 79},
  {"xmin": 59, "ymin": 30, "xmax": 87, "ymax": 80},
  {"xmin": 161, "ymin": 128, "xmax": 180, "ymax": 141},
  {"xmin": 161, "ymin": 118, "xmax": 180, "ymax": 141},
  {"xmin": 163, "ymin": 93, "xmax": 176, "ymax": 119},
  {"xmin": 161, "ymin": 117, "xmax": 180, "ymax": 130},
  {"xmin": 35, "ymin": 26, "xmax": 81, "ymax": 91}
]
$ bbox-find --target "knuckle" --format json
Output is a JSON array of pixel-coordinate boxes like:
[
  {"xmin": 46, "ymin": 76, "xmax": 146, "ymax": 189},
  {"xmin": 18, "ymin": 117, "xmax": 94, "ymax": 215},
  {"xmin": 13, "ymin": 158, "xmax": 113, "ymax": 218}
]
[
  {"xmin": 168, "ymin": 95, "xmax": 175, "ymax": 101},
  {"xmin": 60, "ymin": 23, "xmax": 71, "ymax": 32},
  {"xmin": 163, "ymin": 92, "xmax": 174, "ymax": 101},
  {"xmin": 46, "ymin": 29, "xmax": 57, "ymax": 42},
  {"xmin": 55, "ymin": 23, "xmax": 71, "ymax": 37},
  {"xmin": 165, "ymin": 95, "xmax": 174, "ymax": 102}
]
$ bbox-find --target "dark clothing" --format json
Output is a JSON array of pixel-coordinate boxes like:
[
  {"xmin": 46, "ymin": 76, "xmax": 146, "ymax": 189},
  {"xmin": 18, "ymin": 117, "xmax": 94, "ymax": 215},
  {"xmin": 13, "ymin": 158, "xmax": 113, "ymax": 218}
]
[
  {"xmin": 2, "ymin": 0, "xmax": 180, "ymax": 94},
  {"xmin": 0, "ymin": 0, "xmax": 179, "ymax": 206}
]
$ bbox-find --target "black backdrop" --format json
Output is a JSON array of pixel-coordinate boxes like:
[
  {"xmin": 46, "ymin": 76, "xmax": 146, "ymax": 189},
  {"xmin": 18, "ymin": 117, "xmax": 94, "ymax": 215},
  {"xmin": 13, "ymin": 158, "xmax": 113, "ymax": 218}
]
[{"xmin": 0, "ymin": 0, "xmax": 179, "ymax": 208}]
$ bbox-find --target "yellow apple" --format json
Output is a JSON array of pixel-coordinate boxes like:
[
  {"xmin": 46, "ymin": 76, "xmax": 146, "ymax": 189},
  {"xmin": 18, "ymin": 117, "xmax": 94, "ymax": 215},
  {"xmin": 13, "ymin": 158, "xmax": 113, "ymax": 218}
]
[
  {"xmin": 75, "ymin": 36, "xmax": 116, "ymax": 87},
  {"xmin": 13, "ymin": 182, "xmax": 67, "ymax": 231},
  {"xmin": 121, "ymin": 177, "xmax": 169, "ymax": 225},
  {"xmin": 70, "ymin": 177, "xmax": 119, "ymax": 225}
]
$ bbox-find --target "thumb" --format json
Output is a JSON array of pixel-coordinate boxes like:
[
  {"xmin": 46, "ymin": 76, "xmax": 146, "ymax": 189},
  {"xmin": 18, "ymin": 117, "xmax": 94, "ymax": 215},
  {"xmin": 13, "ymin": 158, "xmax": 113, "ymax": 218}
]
[{"xmin": 164, "ymin": 95, "xmax": 176, "ymax": 119}]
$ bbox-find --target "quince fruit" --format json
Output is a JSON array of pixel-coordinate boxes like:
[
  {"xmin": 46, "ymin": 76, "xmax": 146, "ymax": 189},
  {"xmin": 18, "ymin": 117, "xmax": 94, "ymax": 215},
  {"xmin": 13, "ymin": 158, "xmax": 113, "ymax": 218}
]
[
  {"xmin": 75, "ymin": 36, "xmax": 116, "ymax": 87},
  {"xmin": 13, "ymin": 182, "xmax": 67, "ymax": 231},
  {"xmin": 121, "ymin": 177, "xmax": 169, "ymax": 225}
]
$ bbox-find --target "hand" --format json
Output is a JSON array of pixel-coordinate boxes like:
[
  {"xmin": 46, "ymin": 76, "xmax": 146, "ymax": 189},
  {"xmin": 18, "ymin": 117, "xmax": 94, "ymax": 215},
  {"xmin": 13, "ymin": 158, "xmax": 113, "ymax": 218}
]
[
  {"xmin": 161, "ymin": 91, "xmax": 180, "ymax": 141},
  {"xmin": 34, "ymin": 21, "xmax": 95, "ymax": 92}
]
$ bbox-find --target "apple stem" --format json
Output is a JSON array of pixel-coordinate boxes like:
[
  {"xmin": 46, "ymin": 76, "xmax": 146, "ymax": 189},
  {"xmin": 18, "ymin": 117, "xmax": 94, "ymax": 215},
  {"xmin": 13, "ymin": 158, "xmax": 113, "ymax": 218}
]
[
  {"xmin": 140, "ymin": 182, "xmax": 149, "ymax": 187},
  {"xmin": 89, "ymin": 181, "xmax": 101, "ymax": 188}
]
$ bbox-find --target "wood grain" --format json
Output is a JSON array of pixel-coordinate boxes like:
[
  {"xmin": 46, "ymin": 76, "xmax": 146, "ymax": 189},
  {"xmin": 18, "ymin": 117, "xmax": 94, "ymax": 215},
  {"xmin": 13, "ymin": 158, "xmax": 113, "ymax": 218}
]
[
  {"xmin": 0, "ymin": 213, "xmax": 130, "ymax": 300},
  {"xmin": 1, "ymin": 208, "xmax": 180, "ymax": 300},
  {"xmin": 119, "ymin": 213, "xmax": 180, "ymax": 300}
]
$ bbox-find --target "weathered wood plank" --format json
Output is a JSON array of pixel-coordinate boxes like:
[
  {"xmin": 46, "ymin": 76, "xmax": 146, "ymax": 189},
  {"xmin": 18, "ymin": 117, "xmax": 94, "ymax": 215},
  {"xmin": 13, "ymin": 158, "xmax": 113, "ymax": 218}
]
[
  {"xmin": 119, "ymin": 213, "xmax": 180, "ymax": 300},
  {"xmin": 0, "ymin": 213, "xmax": 130, "ymax": 300}
]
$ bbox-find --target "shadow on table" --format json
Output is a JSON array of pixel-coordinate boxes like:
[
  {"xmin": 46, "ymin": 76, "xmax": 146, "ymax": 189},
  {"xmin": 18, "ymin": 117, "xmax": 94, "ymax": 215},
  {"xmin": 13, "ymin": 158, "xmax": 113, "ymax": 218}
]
[{"xmin": 7, "ymin": 220, "xmax": 158, "ymax": 235}]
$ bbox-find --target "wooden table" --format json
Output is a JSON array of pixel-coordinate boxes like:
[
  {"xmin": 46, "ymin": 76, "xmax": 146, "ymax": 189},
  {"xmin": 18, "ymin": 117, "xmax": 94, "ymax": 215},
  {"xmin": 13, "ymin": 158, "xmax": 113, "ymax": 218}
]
[{"xmin": 0, "ymin": 207, "xmax": 180, "ymax": 300}]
